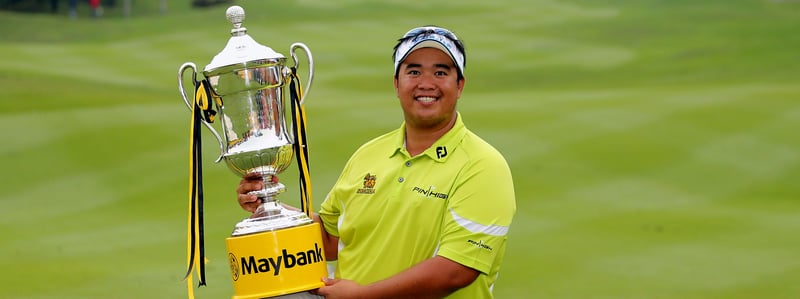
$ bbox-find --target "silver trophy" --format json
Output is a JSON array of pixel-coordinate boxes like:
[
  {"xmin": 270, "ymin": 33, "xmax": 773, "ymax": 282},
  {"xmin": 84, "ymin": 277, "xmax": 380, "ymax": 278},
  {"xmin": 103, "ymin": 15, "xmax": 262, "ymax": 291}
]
[{"xmin": 178, "ymin": 5, "xmax": 315, "ymax": 235}]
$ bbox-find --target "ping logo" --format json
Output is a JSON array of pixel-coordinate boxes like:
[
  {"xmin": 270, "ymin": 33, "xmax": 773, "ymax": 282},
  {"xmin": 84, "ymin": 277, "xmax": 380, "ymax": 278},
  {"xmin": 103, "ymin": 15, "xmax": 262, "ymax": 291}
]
[
  {"xmin": 236, "ymin": 243, "xmax": 324, "ymax": 279},
  {"xmin": 412, "ymin": 186, "xmax": 449, "ymax": 200},
  {"xmin": 436, "ymin": 146, "xmax": 448, "ymax": 159},
  {"xmin": 468, "ymin": 239, "xmax": 493, "ymax": 251}
]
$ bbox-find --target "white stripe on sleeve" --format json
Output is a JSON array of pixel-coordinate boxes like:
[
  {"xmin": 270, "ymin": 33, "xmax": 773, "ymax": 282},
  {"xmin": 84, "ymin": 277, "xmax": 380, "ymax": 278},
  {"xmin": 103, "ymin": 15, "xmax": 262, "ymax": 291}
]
[{"xmin": 450, "ymin": 208, "xmax": 509, "ymax": 236}]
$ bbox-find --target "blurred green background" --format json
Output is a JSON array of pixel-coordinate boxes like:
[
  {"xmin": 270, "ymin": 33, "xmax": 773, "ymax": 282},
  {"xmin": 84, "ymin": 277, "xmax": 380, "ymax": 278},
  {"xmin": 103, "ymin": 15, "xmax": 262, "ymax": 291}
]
[{"xmin": 1, "ymin": 0, "xmax": 799, "ymax": 298}]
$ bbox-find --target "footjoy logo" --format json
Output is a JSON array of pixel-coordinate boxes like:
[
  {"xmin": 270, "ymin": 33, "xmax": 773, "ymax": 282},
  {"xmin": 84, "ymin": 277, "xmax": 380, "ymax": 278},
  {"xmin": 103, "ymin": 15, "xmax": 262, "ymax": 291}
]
[
  {"xmin": 436, "ymin": 146, "xmax": 448, "ymax": 159},
  {"xmin": 232, "ymin": 243, "xmax": 324, "ymax": 280}
]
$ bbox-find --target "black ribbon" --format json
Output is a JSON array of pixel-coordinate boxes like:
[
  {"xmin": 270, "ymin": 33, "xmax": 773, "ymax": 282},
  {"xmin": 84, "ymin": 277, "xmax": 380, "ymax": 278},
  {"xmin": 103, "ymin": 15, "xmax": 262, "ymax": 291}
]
[
  {"xmin": 184, "ymin": 79, "xmax": 211, "ymax": 287},
  {"xmin": 288, "ymin": 67, "xmax": 312, "ymax": 216}
]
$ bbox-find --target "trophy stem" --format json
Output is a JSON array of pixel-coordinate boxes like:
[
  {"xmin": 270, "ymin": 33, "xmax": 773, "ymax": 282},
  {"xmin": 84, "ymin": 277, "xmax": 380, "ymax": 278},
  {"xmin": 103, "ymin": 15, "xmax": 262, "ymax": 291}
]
[
  {"xmin": 249, "ymin": 173, "xmax": 285, "ymax": 218},
  {"xmin": 252, "ymin": 198, "xmax": 281, "ymax": 218}
]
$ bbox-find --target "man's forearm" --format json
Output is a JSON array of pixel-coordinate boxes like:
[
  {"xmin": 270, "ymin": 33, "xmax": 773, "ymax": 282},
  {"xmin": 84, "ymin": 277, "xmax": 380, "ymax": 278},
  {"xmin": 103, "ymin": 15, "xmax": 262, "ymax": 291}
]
[
  {"xmin": 312, "ymin": 212, "xmax": 339, "ymax": 261},
  {"xmin": 360, "ymin": 256, "xmax": 479, "ymax": 299}
]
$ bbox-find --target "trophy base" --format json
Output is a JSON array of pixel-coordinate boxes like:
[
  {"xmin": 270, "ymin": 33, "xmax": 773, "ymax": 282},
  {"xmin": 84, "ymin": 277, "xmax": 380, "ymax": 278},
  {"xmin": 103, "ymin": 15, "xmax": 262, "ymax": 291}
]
[
  {"xmin": 233, "ymin": 203, "xmax": 312, "ymax": 236},
  {"xmin": 227, "ymin": 222, "xmax": 327, "ymax": 299}
]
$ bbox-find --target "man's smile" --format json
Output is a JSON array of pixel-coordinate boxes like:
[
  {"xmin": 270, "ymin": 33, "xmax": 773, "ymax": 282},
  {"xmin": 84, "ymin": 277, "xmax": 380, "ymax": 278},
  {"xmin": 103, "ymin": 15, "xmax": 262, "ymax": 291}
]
[{"xmin": 415, "ymin": 96, "xmax": 438, "ymax": 103}]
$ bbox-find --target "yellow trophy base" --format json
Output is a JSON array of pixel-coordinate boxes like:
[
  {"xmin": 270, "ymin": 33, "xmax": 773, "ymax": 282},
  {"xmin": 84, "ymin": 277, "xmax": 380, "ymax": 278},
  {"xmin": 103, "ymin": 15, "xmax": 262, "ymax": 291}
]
[{"xmin": 226, "ymin": 222, "xmax": 327, "ymax": 299}]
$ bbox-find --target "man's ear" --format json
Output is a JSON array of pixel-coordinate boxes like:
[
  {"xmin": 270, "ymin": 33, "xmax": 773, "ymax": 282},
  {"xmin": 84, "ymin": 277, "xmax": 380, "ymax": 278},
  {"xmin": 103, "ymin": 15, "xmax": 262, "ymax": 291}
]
[{"xmin": 456, "ymin": 77, "xmax": 466, "ymax": 98}]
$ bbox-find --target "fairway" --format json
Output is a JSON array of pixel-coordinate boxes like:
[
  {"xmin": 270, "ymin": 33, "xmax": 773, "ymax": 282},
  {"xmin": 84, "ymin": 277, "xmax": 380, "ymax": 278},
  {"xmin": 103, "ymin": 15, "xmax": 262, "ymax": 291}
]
[{"xmin": 1, "ymin": 0, "xmax": 799, "ymax": 298}]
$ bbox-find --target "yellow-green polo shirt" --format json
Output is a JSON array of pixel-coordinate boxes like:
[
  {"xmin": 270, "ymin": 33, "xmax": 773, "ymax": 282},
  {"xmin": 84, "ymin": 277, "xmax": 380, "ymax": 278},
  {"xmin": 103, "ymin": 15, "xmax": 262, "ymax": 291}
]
[{"xmin": 319, "ymin": 113, "xmax": 516, "ymax": 298}]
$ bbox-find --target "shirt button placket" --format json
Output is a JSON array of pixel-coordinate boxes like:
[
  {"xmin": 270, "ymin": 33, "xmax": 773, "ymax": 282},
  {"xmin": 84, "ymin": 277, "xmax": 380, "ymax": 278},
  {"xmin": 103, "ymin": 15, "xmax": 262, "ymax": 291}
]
[{"xmin": 398, "ymin": 160, "xmax": 411, "ymax": 183}]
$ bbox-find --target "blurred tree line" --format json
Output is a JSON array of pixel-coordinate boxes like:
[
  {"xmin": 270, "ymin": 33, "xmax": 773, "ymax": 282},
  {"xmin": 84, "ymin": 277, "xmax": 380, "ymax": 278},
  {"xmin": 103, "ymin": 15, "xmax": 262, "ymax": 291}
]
[{"xmin": 0, "ymin": 0, "xmax": 232, "ymax": 16}]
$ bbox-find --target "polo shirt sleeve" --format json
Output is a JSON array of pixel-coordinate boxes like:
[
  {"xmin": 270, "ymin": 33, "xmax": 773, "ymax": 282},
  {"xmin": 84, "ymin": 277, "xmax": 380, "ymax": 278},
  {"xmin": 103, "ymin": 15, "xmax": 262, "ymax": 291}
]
[
  {"xmin": 319, "ymin": 193, "xmax": 341, "ymax": 238},
  {"xmin": 319, "ymin": 162, "xmax": 352, "ymax": 239},
  {"xmin": 435, "ymin": 152, "xmax": 516, "ymax": 275}
]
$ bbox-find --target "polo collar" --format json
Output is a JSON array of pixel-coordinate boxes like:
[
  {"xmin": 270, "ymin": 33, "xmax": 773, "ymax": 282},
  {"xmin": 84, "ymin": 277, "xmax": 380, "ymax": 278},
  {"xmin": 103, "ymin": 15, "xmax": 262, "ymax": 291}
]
[{"xmin": 392, "ymin": 113, "xmax": 467, "ymax": 162}]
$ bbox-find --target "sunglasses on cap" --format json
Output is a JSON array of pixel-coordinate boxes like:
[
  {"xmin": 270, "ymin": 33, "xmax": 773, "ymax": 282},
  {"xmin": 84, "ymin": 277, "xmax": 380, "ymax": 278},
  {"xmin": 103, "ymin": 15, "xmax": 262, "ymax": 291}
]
[{"xmin": 401, "ymin": 26, "xmax": 461, "ymax": 42}]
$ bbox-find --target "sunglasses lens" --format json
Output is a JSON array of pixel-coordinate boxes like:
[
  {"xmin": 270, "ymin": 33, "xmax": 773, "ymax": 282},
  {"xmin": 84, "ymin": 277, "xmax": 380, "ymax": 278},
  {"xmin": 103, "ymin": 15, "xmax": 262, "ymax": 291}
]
[{"xmin": 403, "ymin": 27, "xmax": 458, "ymax": 41}]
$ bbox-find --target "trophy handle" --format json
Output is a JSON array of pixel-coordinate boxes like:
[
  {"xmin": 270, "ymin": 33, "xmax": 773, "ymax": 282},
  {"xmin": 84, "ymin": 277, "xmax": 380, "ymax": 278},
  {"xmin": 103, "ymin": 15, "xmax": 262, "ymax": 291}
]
[
  {"xmin": 178, "ymin": 62, "xmax": 226, "ymax": 163},
  {"xmin": 290, "ymin": 42, "xmax": 314, "ymax": 105}
]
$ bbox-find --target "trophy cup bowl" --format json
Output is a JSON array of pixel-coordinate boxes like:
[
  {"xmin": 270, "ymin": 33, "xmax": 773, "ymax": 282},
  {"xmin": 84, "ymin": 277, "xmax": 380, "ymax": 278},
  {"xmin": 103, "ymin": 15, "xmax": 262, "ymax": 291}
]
[
  {"xmin": 204, "ymin": 56, "xmax": 301, "ymax": 225},
  {"xmin": 178, "ymin": 5, "xmax": 317, "ymax": 234}
]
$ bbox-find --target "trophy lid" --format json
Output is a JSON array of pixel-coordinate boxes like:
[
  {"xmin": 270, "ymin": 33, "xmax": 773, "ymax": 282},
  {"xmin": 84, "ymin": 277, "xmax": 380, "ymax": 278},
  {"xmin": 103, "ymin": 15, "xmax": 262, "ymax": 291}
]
[{"xmin": 204, "ymin": 5, "xmax": 285, "ymax": 73}]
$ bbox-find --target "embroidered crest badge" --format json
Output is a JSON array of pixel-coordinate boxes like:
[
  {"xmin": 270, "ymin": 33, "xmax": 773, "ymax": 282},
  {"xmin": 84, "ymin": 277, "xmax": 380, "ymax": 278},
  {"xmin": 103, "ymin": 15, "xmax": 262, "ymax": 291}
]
[{"xmin": 357, "ymin": 173, "xmax": 377, "ymax": 194}]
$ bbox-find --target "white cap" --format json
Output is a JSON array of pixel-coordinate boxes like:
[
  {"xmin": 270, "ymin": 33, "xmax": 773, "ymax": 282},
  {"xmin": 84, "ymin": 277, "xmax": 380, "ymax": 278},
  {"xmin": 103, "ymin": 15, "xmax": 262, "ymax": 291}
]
[{"xmin": 393, "ymin": 27, "xmax": 465, "ymax": 77}]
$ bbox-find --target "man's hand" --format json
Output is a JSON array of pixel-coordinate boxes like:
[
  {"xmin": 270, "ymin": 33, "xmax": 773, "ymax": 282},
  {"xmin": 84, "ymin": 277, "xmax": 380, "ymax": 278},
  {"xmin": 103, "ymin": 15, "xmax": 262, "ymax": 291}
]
[
  {"xmin": 314, "ymin": 277, "xmax": 366, "ymax": 299},
  {"xmin": 237, "ymin": 172, "xmax": 266, "ymax": 213}
]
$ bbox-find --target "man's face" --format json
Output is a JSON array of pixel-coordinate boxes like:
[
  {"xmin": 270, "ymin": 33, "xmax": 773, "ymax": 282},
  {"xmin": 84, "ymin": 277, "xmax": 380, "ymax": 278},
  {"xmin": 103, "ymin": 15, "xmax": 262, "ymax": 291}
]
[{"xmin": 394, "ymin": 47, "xmax": 465, "ymax": 130}]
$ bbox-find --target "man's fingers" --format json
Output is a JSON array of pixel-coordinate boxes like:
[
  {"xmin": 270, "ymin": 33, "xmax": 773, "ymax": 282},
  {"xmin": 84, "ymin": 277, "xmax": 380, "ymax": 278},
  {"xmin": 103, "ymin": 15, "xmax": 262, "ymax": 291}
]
[
  {"xmin": 236, "ymin": 172, "xmax": 281, "ymax": 213},
  {"xmin": 237, "ymin": 173, "xmax": 265, "ymax": 213},
  {"xmin": 322, "ymin": 277, "xmax": 339, "ymax": 286},
  {"xmin": 237, "ymin": 194, "xmax": 260, "ymax": 213},
  {"xmin": 237, "ymin": 193, "xmax": 259, "ymax": 205},
  {"xmin": 243, "ymin": 172, "xmax": 280, "ymax": 183},
  {"xmin": 243, "ymin": 172, "xmax": 262, "ymax": 180},
  {"xmin": 237, "ymin": 177, "xmax": 263, "ymax": 194}
]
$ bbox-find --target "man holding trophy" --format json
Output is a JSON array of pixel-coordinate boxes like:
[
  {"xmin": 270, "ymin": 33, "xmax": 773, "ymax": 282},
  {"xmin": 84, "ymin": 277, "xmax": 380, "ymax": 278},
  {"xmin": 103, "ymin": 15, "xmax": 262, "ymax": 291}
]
[{"xmin": 237, "ymin": 26, "xmax": 517, "ymax": 299}]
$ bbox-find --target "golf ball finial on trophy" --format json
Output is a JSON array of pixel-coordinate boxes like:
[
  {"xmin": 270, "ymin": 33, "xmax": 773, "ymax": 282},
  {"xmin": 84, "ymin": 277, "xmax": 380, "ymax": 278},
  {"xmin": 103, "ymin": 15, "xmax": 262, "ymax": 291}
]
[{"xmin": 178, "ymin": 5, "xmax": 326, "ymax": 299}]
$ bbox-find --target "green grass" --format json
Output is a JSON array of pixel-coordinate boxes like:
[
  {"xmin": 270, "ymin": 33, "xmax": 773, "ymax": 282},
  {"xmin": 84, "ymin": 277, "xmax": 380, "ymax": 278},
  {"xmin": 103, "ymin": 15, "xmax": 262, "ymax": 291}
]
[{"xmin": 1, "ymin": 0, "xmax": 799, "ymax": 298}]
